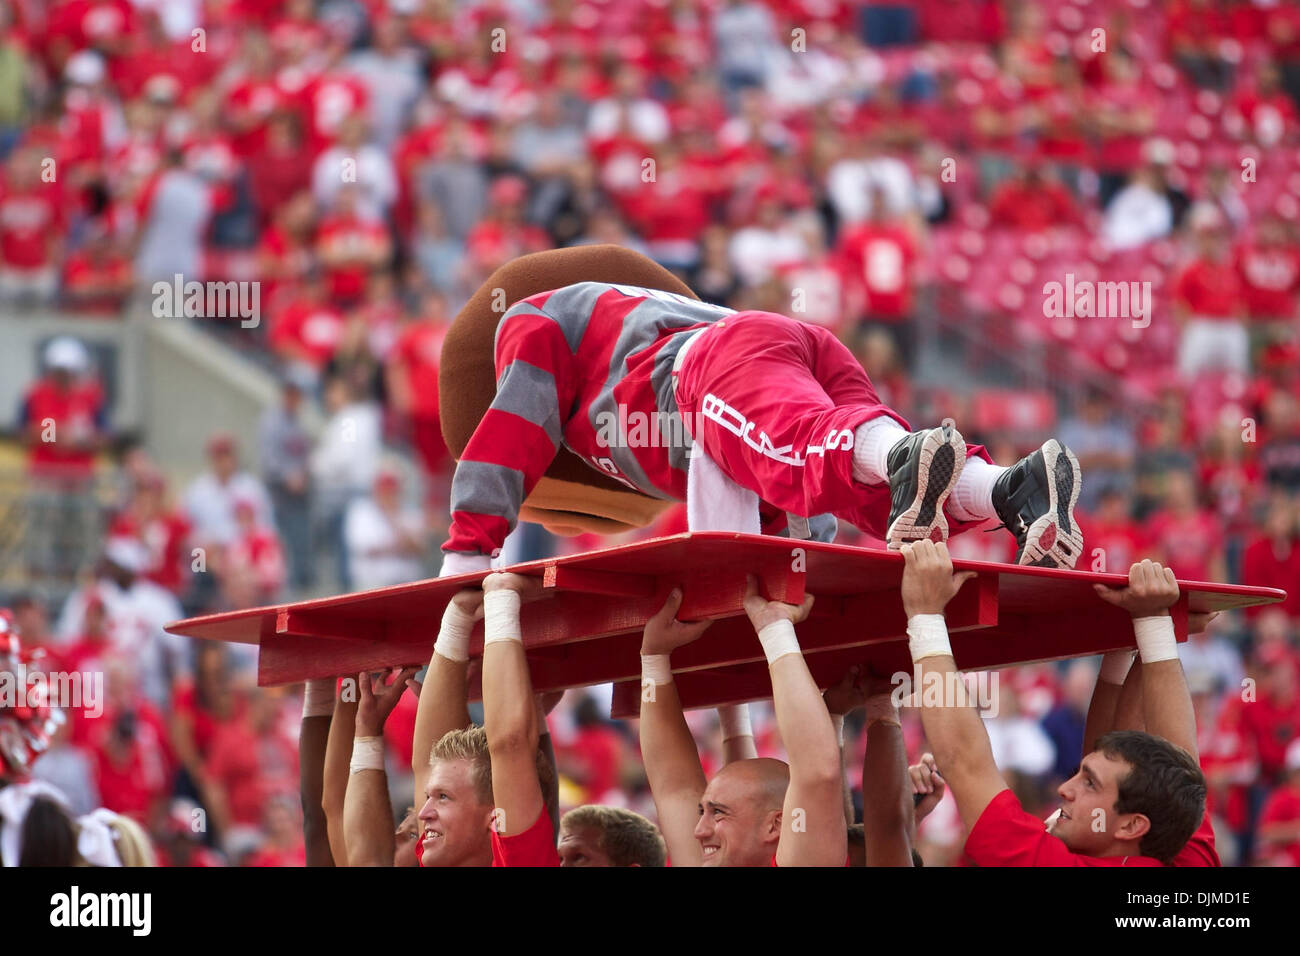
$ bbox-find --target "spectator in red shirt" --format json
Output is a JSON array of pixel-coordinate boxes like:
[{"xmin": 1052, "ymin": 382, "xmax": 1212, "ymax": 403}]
[
  {"xmin": 1077, "ymin": 489, "xmax": 1146, "ymax": 575},
  {"xmin": 463, "ymin": 175, "xmax": 550, "ymax": 278},
  {"xmin": 256, "ymin": 189, "xmax": 317, "ymax": 312},
  {"xmin": 1175, "ymin": 205, "xmax": 1248, "ymax": 377},
  {"xmin": 619, "ymin": 143, "xmax": 711, "ymax": 273},
  {"xmin": 316, "ymin": 184, "xmax": 392, "ymax": 308},
  {"xmin": 1236, "ymin": 210, "xmax": 1299, "ymax": 327},
  {"xmin": 268, "ymin": 272, "xmax": 345, "ymax": 372},
  {"xmin": 205, "ymin": 682, "xmax": 299, "ymax": 857},
  {"xmin": 108, "ymin": 466, "xmax": 191, "ymax": 596},
  {"xmin": 1242, "ymin": 493, "xmax": 1300, "ymax": 621},
  {"xmin": 223, "ymin": 31, "xmax": 285, "ymax": 159},
  {"xmin": 1237, "ymin": 643, "xmax": 1300, "ymax": 788},
  {"xmin": 0, "ymin": 141, "xmax": 63, "ymax": 306},
  {"xmin": 1257, "ymin": 741, "xmax": 1300, "ymax": 866},
  {"xmin": 20, "ymin": 335, "xmax": 106, "ymax": 480},
  {"xmin": 60, "ymin": 221, "xmax": 132, "ymax": 314},
  {"xmin": 560, "ymin": 694, "xmax": 631, "ymax": 806},
  {"xmin": 987, "ymin": 164, "xmax": 1079, "ymax": 233},
  {"xmin": 247, "ymin": 111, "xmax": 311, "ymax": 227},
  {"xmin": 1145, "ymin": 470, "xmax": 1227, "ymax": 584},
  {"xmin": 836, "ymin": 186, "xmax": 918, "ymax": 366},
  {"xmin": 90, "ymin": 658, "xmax": 176, "ymax": 825},
  {"xmin": 241, "ymin": 794, "xmax": 306, "ymax": 867},
  {"xmin": 224, "ymin": 496, "xmax": 286, "ymax": 602},
  {"xmin": 386, "ymin": 291, "xmax": 451, "ymax": 481},
  {"xmin": 1231, "ymin": 60, "xmax": 1297, "ymax": 148}
]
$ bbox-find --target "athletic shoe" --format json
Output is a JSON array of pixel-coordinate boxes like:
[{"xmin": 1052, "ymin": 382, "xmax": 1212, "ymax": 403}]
[
  {"xmin": 991, "ymin": 438, "xmax": 1083, "ymax": 568},
  {"xmin": 885, "ymin": 424, "xmax": 967, "ymax": 548}
]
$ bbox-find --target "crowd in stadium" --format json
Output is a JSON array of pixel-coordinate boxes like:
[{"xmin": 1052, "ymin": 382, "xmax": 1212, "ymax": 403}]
[{"xmin": 1, "ymin": 0, "xmax": 1299, "ymax": 866}]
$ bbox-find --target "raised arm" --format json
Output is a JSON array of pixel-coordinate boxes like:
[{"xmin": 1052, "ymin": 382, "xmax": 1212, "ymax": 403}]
[
  {"xmin": 344, "ymin": 667, "xmax": 417, "ymax": 866},
  {"xmin": 481, "ymin": 573, "xmax": 548, "ymax": 837},
  {"xmin": 822, "ymin": 667, "xmax": 866, "ymax": 826},
  {"xmin": 858, "ymin": 676, "xmax": 914, "ymax": 867},
  {"xmin": 300, "ymin": 678, "xmax": 336, "ymax": 866},
  {"xmin": 323, "ymin": 682, "xmax": 358, "ymax": 866},
  {"xmin": 741, "ymin": 577, "xmax": 846, "ymax": 867},
  {"xmin": 412, "ymin": 590, "xmax": 481, "ymax": 812},
  {"xmin": 639, "ymin": 588, "xmax": 712, "ymax": 867},
  {"xmin": 1094, "ymin": 560, "xmax": 1198, "ymax": 761},
  {"xmin": 718, "ymin": 704, "xmax": 757, "ymax": 763},
  {"xmin": 1083, "ymin": 651, "xmax": 1133, "ymax": 756},
  {"xmin": 900, "ymin": 540, "xmax": 1009, "ymax": 830}
]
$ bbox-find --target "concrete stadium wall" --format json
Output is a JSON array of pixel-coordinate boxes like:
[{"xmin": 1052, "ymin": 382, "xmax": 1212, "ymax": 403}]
[{"xmin": 0, "ymin": 306, "xmax": 316, "ymax": 485}]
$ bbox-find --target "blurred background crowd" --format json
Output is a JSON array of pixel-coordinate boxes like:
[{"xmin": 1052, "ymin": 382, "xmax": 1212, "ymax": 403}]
[{"xmin": 0, "ymin": 0, "xmax": 1298, "ymax": 866}]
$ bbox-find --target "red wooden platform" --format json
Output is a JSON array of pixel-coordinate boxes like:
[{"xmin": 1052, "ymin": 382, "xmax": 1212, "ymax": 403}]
[{"xmin": 165, "ymin": 533, "xmax": 1285, "ymax": 719}]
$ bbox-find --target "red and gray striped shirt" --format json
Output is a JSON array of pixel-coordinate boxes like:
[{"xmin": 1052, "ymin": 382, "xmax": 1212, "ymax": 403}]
[{"xmin": 444, "ymin": 281, "xmax": 734, "ymax": 561}]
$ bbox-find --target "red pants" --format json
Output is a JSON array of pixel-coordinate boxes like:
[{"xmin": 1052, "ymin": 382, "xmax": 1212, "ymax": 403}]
[{"xmin": 673, "ymin": 312, "xmax": 991, "ymax": 539}]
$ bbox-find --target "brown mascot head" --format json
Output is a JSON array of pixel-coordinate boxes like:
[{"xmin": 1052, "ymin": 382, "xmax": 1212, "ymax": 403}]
[{"xmin": 439, "ymin": 246, "xmax": 696, "ymax": 537}]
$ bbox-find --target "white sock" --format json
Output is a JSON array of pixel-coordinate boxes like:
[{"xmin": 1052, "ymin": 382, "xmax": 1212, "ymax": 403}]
[
  {"xmin": 948, "ymin": 457, "xmax": 1007, "ymax": 522},
  {"xmin": 852, "ymin": 418, "xmax": 908, "ymax": 485}
]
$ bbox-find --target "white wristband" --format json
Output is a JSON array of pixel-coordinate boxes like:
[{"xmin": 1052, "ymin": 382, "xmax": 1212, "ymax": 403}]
[
  {"xmin": 718, "ymin": 703, "xmax": 752, "ymax": 741},
  {"xmin": 1134, "ymin": 615, "xmax": 1178, "ymax": 663},
  {"xmin": 302, "ymin": 678, "xmax": 336, "ymax": 719},
  {"xmin": 349, "ymin": 736, "xmax": 385, "ymax": 774},
  {"xmin": 1099, "ymin": 649, "xmax": 1135, "ymax": 685},
  {"xmin": 484, "ymin": 589, "xmax": 522, "ymax": 645},
  {"xmin": 434, "ymin": 602, "xmax": 476, "ymax": 662},
  {"xmin": 641, "ymin": 653, "xmax": 672, "ymax": 689},
  {"xmin": 864, "ymin": 692, "xmax": 900, "ymax": 728},
  {"xmin": 757, "ymin": 619, "xmax": 801, "ymax": 665},
  {"xmin": 907, "ymin": 614, "xmax": 952, "ymax": 662},
  {"xmin": 829, "ymin": 713, "xmax": 845, "ymax": 745}
]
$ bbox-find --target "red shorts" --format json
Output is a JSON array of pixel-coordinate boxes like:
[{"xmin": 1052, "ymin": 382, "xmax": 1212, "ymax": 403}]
[{"xmin": 674, "ymin": 312, "xmax": 991, "ymax": 539}]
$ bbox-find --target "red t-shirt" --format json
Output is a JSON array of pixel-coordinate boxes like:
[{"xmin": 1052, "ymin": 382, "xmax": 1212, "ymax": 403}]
[
  {"xmin": 243, "ymin": 844, "xmax": 307, "ymax": 867},
  {"xmin": 1076, "ymin": 514, "xmax": 1146, "ymax": 575},
  {"xmin": 1241, "ymin": 535, "xmax": 1300, "ymax": 619},
  {"xmin": 1236, "ymin": 694, "xmax": 1300, "ymax": 783},
  {"xmin": 206, "ymin": 722, "xmax": 299, "ymax": 826},
  {"xmin": 302, "ymin": 74, "xmax": 368, "ymax": 153},
  {"xmin": 108, "ymin": 510, "xmax": 192, "ymax": 594},
  {"xmin": 1145, "ymin": 509, "xmax": 1222, "ymax": 583},
  {"xmin": 491, "ymin": 807, "xmax": 559, "ymax": 867},
  {"xmin": 317, "ymin": 214, "xmax": 389, "ymax": 303},
  {"xmin": 269, "ymin": 299, "xmax": 345, "ymax": 368},
  {"xmin": 62, "ymin": 250, "xmax": 132, "ymax": 313},
  {"xmin": 1235, "ymin": 243, "xmax": 1299, "ymax": 319},
  {"xmin": 91, "ymin": 703, "xmax": 175, "ymax": 820},
  {"xmin": 837, "ymin": 223, "xmax": 915, "ymax": 319},
  {"xmin": 964, "ymin": 789, "xmax": 1220, "ymax": 866},
  {"xmin": 1174, "ymin": 259, "xmax": 1243, "ymax": 320},
  {"xmin": 392, "ymin": 321, "xmax": 447, "ymax": 419},
  {"xmin": 1258, "ymin": 783, "xmax": 1300, "ymax": 867},
  {"xmin": 22, "ymin": 379, "xmax": 104, "ymax": 474},
  {"xmin": 0, "ymin": 182, "xmax": 62, "ymax": 269},
  {"xmin": 988, "ymin": 181, "xmax": 1078, "ymax": 232}
]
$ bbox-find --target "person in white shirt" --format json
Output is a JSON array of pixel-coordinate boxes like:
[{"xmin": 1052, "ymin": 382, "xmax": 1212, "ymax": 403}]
[
  {"xmin": 311, "ymin": 114, "xmax": 397, "ymax": 222},
  {"xmin": 586, "ymin": 65, "xmax": 669, "ymax": 144},
  {"xmin": 183, "ymin": 434, "xmax": 273, "ymax": 550},
  {"xmin": 826, "ymin": 138, "xmax": 919, "ymax": 228},
  {"xmin": 311, "ymin": 375, "xmax": 382, "ymax": 589},
  {"xmin": 1101, "ymin": 162, "xmax": 1174, "ymax": 250},
  {"xmin": 55, "ymin": 537, "xmax": 189, "ymax": 709},
  {"xmin": 344, "ymin": 467, "xmax": 428, "ymax": 590}
]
